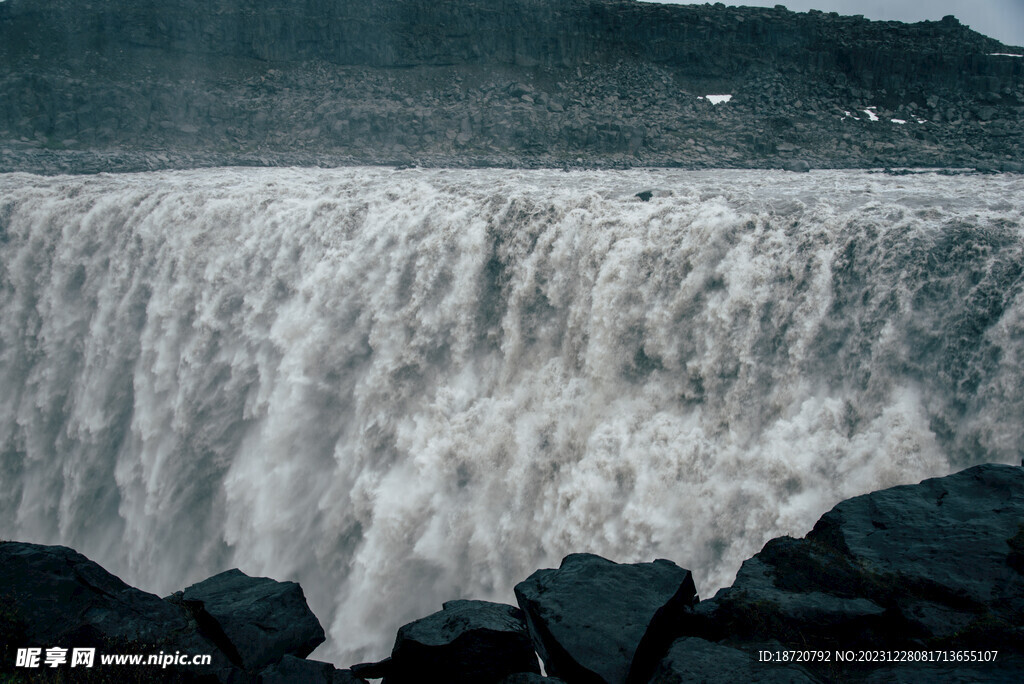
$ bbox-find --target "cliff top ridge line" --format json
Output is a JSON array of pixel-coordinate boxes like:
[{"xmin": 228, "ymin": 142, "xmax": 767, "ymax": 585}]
[{"xmin": 0, "ymin": 0, "xmax": 1013, "ymax": 70}]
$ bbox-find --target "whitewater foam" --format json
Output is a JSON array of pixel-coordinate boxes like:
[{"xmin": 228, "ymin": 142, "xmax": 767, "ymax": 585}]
[{"xmin": 1, "ymin": 167, "xmax": 1021, "ymax": 663}]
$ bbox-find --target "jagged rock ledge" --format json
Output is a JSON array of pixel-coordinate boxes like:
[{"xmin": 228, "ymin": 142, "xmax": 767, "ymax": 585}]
[{"xmin": 2, "ymin": 462, "xmax": 1023, "ymax": 682}]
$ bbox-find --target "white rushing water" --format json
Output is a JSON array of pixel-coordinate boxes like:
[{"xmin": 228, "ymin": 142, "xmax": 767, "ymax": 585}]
[{"xmin": 1, "ymin": 167, "xmax": 1022, "ymax": 664}]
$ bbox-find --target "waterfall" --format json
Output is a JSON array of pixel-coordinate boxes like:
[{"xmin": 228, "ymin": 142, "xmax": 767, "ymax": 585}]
[{"xmin": 2, "ymin": 167, "xmax": 1022, "ymax": 663}]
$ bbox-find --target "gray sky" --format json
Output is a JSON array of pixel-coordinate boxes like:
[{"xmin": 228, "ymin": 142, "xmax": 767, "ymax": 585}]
[{"xmin": 645, "ymin": 1, "xmax": 1024, "ymax": 47}]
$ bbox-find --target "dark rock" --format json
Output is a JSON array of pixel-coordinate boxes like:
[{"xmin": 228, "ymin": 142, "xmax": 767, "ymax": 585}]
[
  {"xmin": 384, "ymin": 599, "xmax": 539, "ymax": 684},
  {"xmin": 0, "ymin": 542, "xmax": 192, "ymax": 647},
  {"xmin": 8, "ymin": 462, "xmax": 1024, "ymax": 683},
  {"xmin": 664, "ymin": 464, "xmax": 1024, "ymax": 681},
  {"xmin": 808, "ymin": 464, "xmax": 1024, "ymax": 621},
  {"xmin": 179, "ymin": 568, "xmax": 325, "ymax": 672},
  {"xmin": 259, "ymin": 654, "xmax": 364, "ymax": 684},
  {"xmin": 514, "ymin": 553, "xmax": 696, "ymax": 684},
  {"xmin": 351, "ymin": 657, "xmax": 392, "ymax": 679},
  {"xmin": 700, "ymin": 536, "xmax": 893, "ymax": 646},
  {"xmin": 857, "ymin": 657, "xmax": 1024, "ymax": 683},
  {"xmin": 635, "ymin": 190, "xmax": 654, "ymax": 202},
  {"xmin": 974, "ymin": 106, "xmax": 998, "ymax": 121},
  {"xmin": 0, "ymin": 542, "xmax": 236, "ymax": 682},
  {"xmin": 500, "ymin": 674, "xmax": 567, "ymax": 683},
  {"xmin": 648, "ymin": 638, "xmax": 817, "ymax": 683},
  {"xmin": 781, "ymin": 160, "xmax": 811, "ymax": 172}
]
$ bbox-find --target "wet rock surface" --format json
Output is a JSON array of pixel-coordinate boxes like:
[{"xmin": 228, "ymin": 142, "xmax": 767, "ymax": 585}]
[
  {"xmin": 649, "ymin": 638, "xmax": 816, "ymax": 683},
  {"xmin": 258, "ymin": 654, "xmax": 364, "ymax": 684},
  {"xmin": 383, "ymin": 599, "xmax": 540, "ymax": 683},
  {"xmin": 0, "ymin": 0, "xmax": 1021, "ymax": 173},
  {"xmin": 652, "ymin": 463, "xmax": 1024, "ymax": 682},
  {"xmin": 3, "ymin": 463, "xmax": 1023, "ymax": 682},
  {"xmin": 515, "ymin": 553, "xmax": 697, "ymax": 684},
  {"xmin": 176, "ymin": 568, "xmax": 325, "ymax": 671},
  {"xmin": 500, "ymin": 674, "xmax": 568, "ymax": 684},
  {"xmin": 0, "ymin": 542, "xmax": 193, "ymax": 649},
  {"xmin": 0, "ymin": 543, "xmax": 234, "ymax": 682},
  {"xmin": 0, "ymin": 545, "xmax": 334, "ymax": 682}
]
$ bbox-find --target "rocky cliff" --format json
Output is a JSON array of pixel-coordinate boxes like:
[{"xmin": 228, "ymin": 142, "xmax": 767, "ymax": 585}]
[
  {"xmin": 0, "ymin": 0, "xmax": 1021, "ymax": 172},
  {"xmin": 3, "ymin": 463, "xmax": 1023, "ymax": 682}
]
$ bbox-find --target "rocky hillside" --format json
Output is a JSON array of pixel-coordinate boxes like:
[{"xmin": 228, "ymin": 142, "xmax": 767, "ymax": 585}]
[
  {"xmin": 3, "ymin": 462, "xmax": 1023, "ymax": 682},
  {"xmin": 0, "ymin": 0, "xmax": 1022, "ymax": 172}
]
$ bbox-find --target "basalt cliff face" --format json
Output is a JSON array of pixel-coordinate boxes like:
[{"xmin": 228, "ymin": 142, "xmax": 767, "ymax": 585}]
[{"xmin": 0, "ymin": 0, "xmax": 1022, "ymax": 172}]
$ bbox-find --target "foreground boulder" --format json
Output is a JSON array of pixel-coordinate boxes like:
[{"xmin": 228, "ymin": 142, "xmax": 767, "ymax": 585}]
[
  {"xmin": 6, "ymin": 463, "xmax": 1024, "ymax": 682},
  {"xmin": 0, "ymin": 542, "xmax": 235, "ymax": 682},
  {"xmin": 174, "ymin": 568, "xmax": 326, "ymax": 672},
  {"xmin": 656, "ymin": 463, "xmax": 1024, "ymax": 681},
  {"xmin": 500, "ymin": 674, "xmax": 567, "ymax": 683},
  {"xmin": 383, "ymin": 599, "xmax": 539, "ymax": 683},
  {"xmin": 0, "ymin": 542, "xmax": 193, "ymax": 647},
  {"xmin": 0, "ymin": 542, "xmax": 339, "ymax": 682},
  {"xmin": 258, "ymin": 654, "xmax": 364, "ymax": 684},
  {"xmin": 514, "ymin": 553, "xmax": 696, "ymax": 684},
  {"xmin": 649, "ymin": 638, "xmax": 816, "ymax": 683}
]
